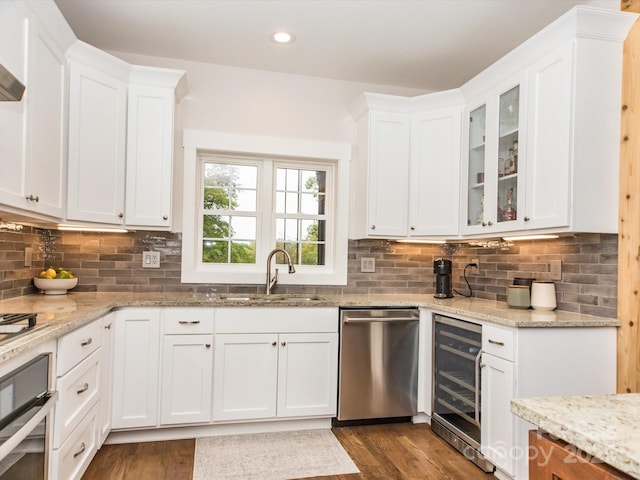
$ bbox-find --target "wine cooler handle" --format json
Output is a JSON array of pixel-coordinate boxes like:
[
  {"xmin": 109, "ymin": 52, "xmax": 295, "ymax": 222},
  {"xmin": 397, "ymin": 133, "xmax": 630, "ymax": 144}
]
[{"xmin": 474, "ymin": 350, "xmax": 482, "ymax": 426}]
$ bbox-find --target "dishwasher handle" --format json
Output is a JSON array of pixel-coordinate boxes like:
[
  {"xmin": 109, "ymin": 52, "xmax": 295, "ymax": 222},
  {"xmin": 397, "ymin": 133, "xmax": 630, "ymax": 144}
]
[{"xmin": 344, "ymin": 316, "xmax": 418, "ymax": 323}]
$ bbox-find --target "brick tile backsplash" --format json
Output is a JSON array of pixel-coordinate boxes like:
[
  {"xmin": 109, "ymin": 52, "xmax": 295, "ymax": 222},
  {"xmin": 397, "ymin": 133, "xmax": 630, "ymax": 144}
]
[{"xmin": 0, "ymin": 227, "xmax": 619, "ymax": 318}]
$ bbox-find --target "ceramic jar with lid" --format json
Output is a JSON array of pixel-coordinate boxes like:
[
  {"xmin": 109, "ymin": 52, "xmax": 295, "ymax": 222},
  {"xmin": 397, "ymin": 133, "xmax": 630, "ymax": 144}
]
[{"xmin": 530, "ymin": 281, "xmax": 557, "ymax": 311}]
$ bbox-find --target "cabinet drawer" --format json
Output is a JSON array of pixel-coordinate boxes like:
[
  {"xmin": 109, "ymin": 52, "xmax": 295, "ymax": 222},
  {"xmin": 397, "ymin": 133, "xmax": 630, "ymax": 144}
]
[
  {"xmin": 57, "ymin": 319, "xmax": 103, "ymax": 376},
  {"xmin": 51, "ymin": 405, "xmax": 98, "ymax": 480},
  {"xmin": 53, "ymin": 349, "xmax": 100, "ymax": 448},
  {"xmin": 482, "ymin": 325, "xmax": 515, "ymax": 361},
  {"xmin": 216, "ymin": 307, "xmax": 338, "ymax": 333},
  {"xmin": 162, "ymin": 308, "xmax": 214, "ymax": 334}
]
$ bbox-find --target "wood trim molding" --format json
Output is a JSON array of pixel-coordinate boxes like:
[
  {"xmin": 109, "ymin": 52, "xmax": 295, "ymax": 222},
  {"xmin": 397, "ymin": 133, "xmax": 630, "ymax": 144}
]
[{"xmin": 618, "ymin": 1, "xmax": 640, "ymax": 392}]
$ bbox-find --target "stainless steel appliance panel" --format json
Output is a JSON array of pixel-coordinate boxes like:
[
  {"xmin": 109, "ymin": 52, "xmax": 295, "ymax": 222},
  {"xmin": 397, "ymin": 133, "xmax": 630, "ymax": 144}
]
[{"xmin": 338, "ymin": 308, "xmax": 419, "ymax": 421}]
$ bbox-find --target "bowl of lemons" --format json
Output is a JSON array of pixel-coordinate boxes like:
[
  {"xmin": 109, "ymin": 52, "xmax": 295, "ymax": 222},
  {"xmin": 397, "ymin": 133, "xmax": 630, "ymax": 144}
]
[{"xmin": 34, "ymin": 267, "xmax": 78, "ymax": 295}]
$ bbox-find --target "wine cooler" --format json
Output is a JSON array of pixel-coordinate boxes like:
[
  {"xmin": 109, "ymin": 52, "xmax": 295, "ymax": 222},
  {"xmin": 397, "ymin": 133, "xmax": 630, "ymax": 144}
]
[{"xmin": 431, "ymin": 314, "xmax": 495, "ymax": 473}]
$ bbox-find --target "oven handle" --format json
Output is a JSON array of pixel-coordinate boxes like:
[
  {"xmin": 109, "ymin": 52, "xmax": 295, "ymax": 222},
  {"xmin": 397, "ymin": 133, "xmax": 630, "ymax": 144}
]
[{"xmin": 0, "ymin": 390, "xmax": 58, "ymax": 463}]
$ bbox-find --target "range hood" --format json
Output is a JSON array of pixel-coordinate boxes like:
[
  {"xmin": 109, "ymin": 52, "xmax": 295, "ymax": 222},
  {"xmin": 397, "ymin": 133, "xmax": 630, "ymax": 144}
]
[{"xmin": 0, "ymin": 63, "xmax": 25, "ymax": 101}]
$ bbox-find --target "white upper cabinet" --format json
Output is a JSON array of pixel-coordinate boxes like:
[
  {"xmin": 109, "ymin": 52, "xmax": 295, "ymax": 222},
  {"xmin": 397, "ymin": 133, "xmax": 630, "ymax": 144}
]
[
  {"xmin": 0, "ymin": 1, "xmax": 68, "ymax": 219},
  {"xmin": 349, "ymin": 91, "xmax": 463, "ymax": 239},
  {"xmin": 461, "ymin": 6, "xmax": 637, "ymax": 237},
  {"xmin": 66, "ymin": 41, "xmax": 129, "ymax": 225},
  {"xmin": 125, "ymin": 66, "xmax": 186, "ymax": 230}
]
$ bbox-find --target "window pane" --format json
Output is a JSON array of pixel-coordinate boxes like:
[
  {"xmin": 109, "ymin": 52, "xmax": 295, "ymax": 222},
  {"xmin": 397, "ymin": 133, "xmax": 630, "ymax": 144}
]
[
  {"xmin": 286, "ymin": 192, "xmax": 298, "ymax": 214},
  {"xmin": 234, "ymin": 189, "xmax": 256, "ymax": 211},
  {"xmin": 203, "ymin": 187, "xmax": 229, "ymax": 210},
  {"xmin": 301, "ymin": 170, "xmax": 319, "ymax": 193},
  {"xmin": 285, "ymin": 169, "xmax": 298, "ymax": 191},
  {"xmin": 302, "ymin": 243, "xmax": 326, "ymax": 266},
  {"xmin": 276, "ymin": 168, "xmax": 286, "ymax": 190},
  {"xmin": 230, "ymin": 241, "xmax": 256, "ymax": 263},
  {"xmin": 275, "ymin": 192, "xmax": 285, "ymax": 213},
  {"xmin": 301, "ymin": 219, "xmax": 326, "ymax": 242},
  {"xmin": 285, "ymin": 219, "xmax": 298, "ymax": 241},
  {"xmin": 230, "ymin": 217, "xmax": 256, "ymax": 240},
  {"xmin": 235, "ymin": 165, "xmax": 257, "ymax": 189},
  {"xmin": 203, "ymin": 163, "xmax": 257, "ymax": 212},
  {"xmin": 202, "ymin": 240, "xmax": 228, "ymax": 263},
  {"xmin": 280, "ymin": 243, "xmax": 299, "ymax": 265},
  {"xmin": 203, "ymin": 215, "xmax": 229, "ymax": 239},
  {"xmin": 300, "ymin": 193, "xmax": 323, "ymax": 215}
]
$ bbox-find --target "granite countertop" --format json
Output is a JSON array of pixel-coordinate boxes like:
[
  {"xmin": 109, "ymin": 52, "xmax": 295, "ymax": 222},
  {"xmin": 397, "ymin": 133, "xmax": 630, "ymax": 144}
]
[
  {"xmin": 511, "ymin": 394, "xmax": 640, "ymax": 479},
  {"xmin": 0, "ymin": 291, "xmax": 620, "ymax": 364}
]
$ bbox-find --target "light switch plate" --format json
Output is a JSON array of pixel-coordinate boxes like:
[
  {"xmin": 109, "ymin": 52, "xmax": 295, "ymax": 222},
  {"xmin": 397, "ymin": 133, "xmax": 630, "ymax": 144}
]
[
  {"xmin": 361, "ymin": 257, "xmax": 375, "ymax": 273},
  {"xmin": 550, "ymin": 259, "xmax": 562, "ymax": 280},
  {"xmin": 142, "ymin": 251, "xmax": 160, "ymax": 268}
]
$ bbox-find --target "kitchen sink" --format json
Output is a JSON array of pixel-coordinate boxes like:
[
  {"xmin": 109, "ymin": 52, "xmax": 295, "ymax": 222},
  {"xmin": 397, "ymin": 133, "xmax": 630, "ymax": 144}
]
[{"xmin": 218, "ymin": 294, "xmax": 326, "ymax": 303}]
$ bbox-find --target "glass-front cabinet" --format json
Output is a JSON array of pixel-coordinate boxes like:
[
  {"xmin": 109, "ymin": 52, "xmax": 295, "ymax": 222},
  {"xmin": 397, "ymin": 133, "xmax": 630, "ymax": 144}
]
[{"xmin": 463, "ymin": 77, "xmax": 525, "ymax": 235}]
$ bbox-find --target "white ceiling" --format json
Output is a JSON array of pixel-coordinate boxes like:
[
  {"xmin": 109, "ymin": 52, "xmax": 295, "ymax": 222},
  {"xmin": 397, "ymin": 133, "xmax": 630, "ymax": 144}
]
[{"xmin": 54, "ymin": 0, "xmax": 617, "ymax": 92}]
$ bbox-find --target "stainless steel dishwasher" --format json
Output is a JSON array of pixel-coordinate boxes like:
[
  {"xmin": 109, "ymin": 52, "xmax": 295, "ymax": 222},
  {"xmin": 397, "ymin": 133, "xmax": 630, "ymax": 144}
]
[{"xmin": 337, "ymin": 307, "xmax": 419, "ymax": 422}]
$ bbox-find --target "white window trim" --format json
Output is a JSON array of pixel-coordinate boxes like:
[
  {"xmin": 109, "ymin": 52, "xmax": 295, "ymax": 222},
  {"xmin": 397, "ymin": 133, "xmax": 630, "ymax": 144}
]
[{"xmin": 182, "ymin": 129, "xmax": 351, "ymax": 285}]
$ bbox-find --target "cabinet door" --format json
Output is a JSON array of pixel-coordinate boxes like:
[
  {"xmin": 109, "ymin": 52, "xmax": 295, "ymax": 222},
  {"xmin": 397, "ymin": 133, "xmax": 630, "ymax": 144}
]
[
  {"xmin": 125, "ymin": 85, "xmax": 174, "ymax": 228},
  {"xmin": 409, "ymin": 108, "xmax": 462, "ymax": 236},
  {"xmin": 213, "ymin": 333, "xmax": 278, "ymax": 421},
  {"xmin": 160, "ymin": 334, "xmax": 213, "ymax": 425},
  {"xmin": 481, "ymin": 352, "xmax": 516, "ymax": 476},
  {"xmin": 366, "ymin": 111, "xmax": 410, "ymax": 237},
  {"xmin": 67, "ymin": 61, "xmax": 127, "ymax": 224},
  {"xmin": 277, "ymin": 333, "xmax": 338, "ymax": 418},
  {"xmin": 24, "ymin": 23, "xmax": 66, "ymax": 218},
  {"xmin": 111, "ymin": 309, "xmax": 160, "ymax": 429},
  {"xmin": 0, "ymin": 1, "xmax": 28, "ymax": 209},
  {"xmin": 98, "ymin": 313, "xmax": 114, "ymax": 447},
  {"xmin": 464, "ymin": 101, "xmax": 488, "ymax": 232},
  {"xmin": 524, "ymin": 43, "xmax": 572, "ymax": 230}
]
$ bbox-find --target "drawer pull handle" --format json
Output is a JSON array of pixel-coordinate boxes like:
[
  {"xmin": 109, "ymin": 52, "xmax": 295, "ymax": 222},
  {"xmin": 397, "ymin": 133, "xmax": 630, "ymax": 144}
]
[
  {"xmin": 105, "ymin": 324, "xmax": 112, "ymax": 330},
  {"xmin": 80, "ymin": 338, "xmax": 92, "ymax": 347},
  {"xmin": 178, "ymin": 320, "xmax": 201, "ymax": 325},
  {"xmin": 77, "ymin": 383, "xmax": 89, "ymax": 395},
  {"xmin": 488, "ymin": 339, "xmax": 505, "ymax": 346},
  {"xmin": 73, "ymin": 442, "xmax": 86, "ymax": 458}
]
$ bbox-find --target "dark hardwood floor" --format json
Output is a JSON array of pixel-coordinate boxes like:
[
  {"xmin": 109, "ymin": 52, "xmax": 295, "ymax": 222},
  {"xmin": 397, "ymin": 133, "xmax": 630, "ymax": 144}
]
[{"xmin": 82, "ymin": 423, "xmax": 492, "ymax": 480}]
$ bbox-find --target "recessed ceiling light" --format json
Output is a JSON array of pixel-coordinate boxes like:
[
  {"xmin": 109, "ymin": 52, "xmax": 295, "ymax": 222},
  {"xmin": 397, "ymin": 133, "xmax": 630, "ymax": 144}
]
[{"xmin": 270, "ymin": 31, "xmax": 296, "ymax": 45}]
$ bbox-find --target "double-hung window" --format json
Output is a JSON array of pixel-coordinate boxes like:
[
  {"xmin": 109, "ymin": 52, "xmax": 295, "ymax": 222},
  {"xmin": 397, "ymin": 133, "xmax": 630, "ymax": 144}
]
[{"xmin": 182, "ymin": 130, "xmax": 349, "ymax": 285}]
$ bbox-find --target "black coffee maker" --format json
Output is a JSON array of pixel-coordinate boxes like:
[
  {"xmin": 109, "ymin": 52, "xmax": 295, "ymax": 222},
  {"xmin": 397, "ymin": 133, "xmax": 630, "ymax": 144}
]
[{"xmin": 434, "ymin": 258, "xmax": 453, "ymax": 298}]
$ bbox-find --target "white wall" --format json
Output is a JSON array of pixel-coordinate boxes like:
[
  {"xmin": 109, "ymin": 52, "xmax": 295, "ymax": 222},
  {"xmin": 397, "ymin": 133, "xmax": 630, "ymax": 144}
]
[{"xmin": 110, "ymin": 51, "xmax": 429, "ymax": 231}]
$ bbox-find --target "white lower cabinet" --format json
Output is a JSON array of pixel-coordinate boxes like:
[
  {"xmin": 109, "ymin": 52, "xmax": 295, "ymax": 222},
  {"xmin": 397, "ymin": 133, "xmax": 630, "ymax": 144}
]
[
  {"xmin": 478, "ymin": 323, "xmax": 617, "ymax": 479},
  {"xmin": 160, "ymin": 334, "xmax": 213, "ymax": 425},
  {"xmin": 213, "ymin": 332, "xmax": 338, "ymax": 422},
  {"xmin": 98, "ymin": 313, "xmax": 114, "ymax": 447},
  {"xmin": 52, "ymin": 316, "xmax": 107, "ymax": 480},
  {"xmin": 111, "ymin": 308, "xmax": 161, "ymax": 429}
]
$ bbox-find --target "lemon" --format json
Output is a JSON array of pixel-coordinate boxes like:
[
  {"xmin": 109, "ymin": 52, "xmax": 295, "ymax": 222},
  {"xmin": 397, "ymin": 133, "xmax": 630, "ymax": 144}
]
[
  {"xmin": 45, "ymin": 268, "xmax": 57, "ymax": 279},
  {"xmin": 38, "ymin": 271, "xmax": 48, "ymax": 278}
]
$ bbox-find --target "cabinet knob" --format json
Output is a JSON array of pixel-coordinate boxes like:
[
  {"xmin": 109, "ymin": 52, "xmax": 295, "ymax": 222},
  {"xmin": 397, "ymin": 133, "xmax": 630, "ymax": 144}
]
[
  {"xmin": 487, "ymin": 221, "xmax": 493, "ymax": 226},
  {"xmin": 482, "ymin": 222, "xmax": 487, "ymax": 227},
  {"xmin": 105, "ymin": 324, "xmax": 111, "ymax": 330},
  {"xmin": 205, "ymin": 343, "xmax": 211, "ymax": 348},
  {"xmin": 371, "ymin": 225, "xmax": 376, "ymax": 230},
  {"xmin": 80, "ymin": 338, "xmax": 92, "ymax": 347},
  {"xmin": 272, "ymin": 341, "xmax": 277, "ymax": 346},
  {"xmin": 118, "ymin": 213, "xmax": 124, "ymax": 218},
  {"xmin": 410, "ymin": 225, "xmax": 415, "ymax": 230},
  {"xmin": 524, "ymin": 216, "xmax": 530, "ymax": 222},
  {"xmin": 163, "ymin": 215, "xmax": 168, "ymax": 220},
  {"xmin": 281, "ymin": 341, "xmax": 286, "ymax": 347}
]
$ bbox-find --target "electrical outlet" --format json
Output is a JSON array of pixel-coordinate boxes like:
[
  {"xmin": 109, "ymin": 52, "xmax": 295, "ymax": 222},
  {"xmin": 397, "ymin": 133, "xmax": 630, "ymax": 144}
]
[
  {"xmin": 142, "ymin": 251, "xmax": 160, "ymax": 268},
  {"xmin": 550, "ymin": 259, "xmax": 562, "ymax": 280},
  {"xmin": 471, "ymin": 258, "xmax": 479, "ymax": 274},
  {"xmin": 361, "ymin": 257, "xmax": 375, "ymax": 273},
  {"xmin": 24, "ymin": 247, "xmax": 32, "ymax": 268}
]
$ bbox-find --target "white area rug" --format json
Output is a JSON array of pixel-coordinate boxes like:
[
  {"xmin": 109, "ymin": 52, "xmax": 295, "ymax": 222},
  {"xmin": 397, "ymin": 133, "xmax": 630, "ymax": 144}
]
[{"xmin": 193, "ymin": 429, "xmax": 359, "ymax": 480}]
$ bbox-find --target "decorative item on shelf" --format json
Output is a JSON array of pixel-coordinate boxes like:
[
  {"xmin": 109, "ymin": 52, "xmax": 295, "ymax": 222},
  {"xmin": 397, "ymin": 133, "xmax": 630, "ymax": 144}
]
[
  {"xmin": 477, "ymin": 172, "xmax": 484, "ymax": 184},
  {"xmin": 505, "ymin": 147, "xmax": 518, "ymax": 175},
  {"xmin": 507, "ymin": 285, "xmax": 530, "ymax": 309},
  {"xmin": 475, "ymin": 194, "xmax": 484, "ymax": 224},
  {"xmin": 502, "ymin": 187, "xmax": 517, "ymax": 221},
  {"xmin": 498, "ymin": 157, "xmax": 506, "ymax": 177},
  {"xmin": 530, "ymin": 281, "xmax": 557, "ymax": 311}
]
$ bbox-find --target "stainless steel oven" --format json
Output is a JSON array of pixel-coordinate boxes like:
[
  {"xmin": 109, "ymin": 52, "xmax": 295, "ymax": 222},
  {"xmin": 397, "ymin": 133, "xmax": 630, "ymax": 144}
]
[{"xmin": 0, "ymin": 353, "xmax": 57, "ymax": 480}]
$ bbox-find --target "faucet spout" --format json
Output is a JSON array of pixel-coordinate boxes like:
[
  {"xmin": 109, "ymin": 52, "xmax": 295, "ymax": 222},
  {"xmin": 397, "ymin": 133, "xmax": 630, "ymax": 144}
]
[{"xmin": 265, "ymin": 248, "xmax": 296, "ymax": 295}]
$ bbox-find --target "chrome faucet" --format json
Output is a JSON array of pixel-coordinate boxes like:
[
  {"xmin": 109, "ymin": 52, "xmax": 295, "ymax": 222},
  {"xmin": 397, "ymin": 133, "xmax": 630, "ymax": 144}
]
[{"xmin": 265, "ymin": 248, "xmax": 296, "ymax": 295}]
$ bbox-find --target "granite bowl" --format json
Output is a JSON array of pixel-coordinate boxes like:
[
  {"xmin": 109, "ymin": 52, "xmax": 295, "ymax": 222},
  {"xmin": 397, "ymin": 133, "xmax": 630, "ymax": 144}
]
[{"xmin": 33, "ymin": 277, "xmax": 78, "ymax": 295}]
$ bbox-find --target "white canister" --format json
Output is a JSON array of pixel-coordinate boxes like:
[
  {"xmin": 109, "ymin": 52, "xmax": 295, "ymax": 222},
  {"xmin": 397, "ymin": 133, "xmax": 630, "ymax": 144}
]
[{"xmin": 530, "ymin": 281, "xmax": 557, "ymax": 311}]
